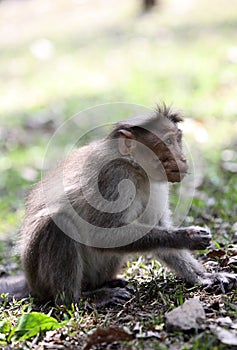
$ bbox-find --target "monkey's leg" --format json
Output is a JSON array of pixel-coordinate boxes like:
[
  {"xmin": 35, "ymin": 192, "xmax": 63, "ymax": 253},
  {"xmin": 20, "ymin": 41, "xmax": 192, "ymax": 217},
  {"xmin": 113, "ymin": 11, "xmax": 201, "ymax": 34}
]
[
  {"xmin": 22, "ymin": 224, "xmax": 85, "ymax": 304},
  {"xmin": 155, "ymin": 249, "xmax": 206, "ymax": 284},
  {"xmin": 81, "ymin": 250, "xmax": 134, "ymax": 307}
]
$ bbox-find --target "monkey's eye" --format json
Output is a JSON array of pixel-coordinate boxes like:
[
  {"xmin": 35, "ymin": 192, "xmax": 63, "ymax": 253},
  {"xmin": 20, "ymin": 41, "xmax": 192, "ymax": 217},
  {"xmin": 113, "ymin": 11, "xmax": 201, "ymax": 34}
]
[{"xmin": 165, "ymin": 138, "xmax": 172, "ymax": 145}]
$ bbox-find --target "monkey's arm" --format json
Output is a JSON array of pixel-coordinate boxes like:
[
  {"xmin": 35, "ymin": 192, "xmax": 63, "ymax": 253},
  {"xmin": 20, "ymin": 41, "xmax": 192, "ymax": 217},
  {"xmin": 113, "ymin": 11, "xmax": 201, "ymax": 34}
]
[{"xmin": 105, "ymin": 225, "xmax": 211, "ymax": 253}]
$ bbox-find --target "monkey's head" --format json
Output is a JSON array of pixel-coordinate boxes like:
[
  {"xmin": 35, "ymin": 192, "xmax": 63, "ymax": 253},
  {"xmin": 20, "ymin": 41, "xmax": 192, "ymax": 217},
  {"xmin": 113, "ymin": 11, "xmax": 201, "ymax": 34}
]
[{"xmin": 109, "ymin": 105, "xmax": 189, "ymax": 183}]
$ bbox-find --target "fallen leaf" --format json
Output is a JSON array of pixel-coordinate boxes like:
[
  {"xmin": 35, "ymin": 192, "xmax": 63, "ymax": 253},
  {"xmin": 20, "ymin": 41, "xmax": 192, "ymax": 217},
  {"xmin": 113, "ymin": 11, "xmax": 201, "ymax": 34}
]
[
  {"xmin": 84, "ymin": 327, "xmax": 134, "ymax": 350},
  {"xmin": 216, "ymin": 317, "xmax": 233, "ymax": 327},
  {"xmin": 136, "ymin": 330, "xmax": 161, "ymax": 339},
  {"xmin": 216, "ymin": 327, "xmax": 237, "ymax": 346},
  {"xmin": 207, "ymin": 249, "xmax": 226, "ymax": 259}
]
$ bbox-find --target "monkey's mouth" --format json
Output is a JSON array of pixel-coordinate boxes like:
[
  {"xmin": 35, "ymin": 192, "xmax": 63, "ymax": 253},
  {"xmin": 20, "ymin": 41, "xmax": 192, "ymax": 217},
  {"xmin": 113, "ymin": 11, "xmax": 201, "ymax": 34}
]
[
  {"xmin": 166, "ymin": 169, "xmax": 188, "ymax": 183},
  {"xmin": 170, "ymin": 169, "xmax": 187, "ymax": 174}
]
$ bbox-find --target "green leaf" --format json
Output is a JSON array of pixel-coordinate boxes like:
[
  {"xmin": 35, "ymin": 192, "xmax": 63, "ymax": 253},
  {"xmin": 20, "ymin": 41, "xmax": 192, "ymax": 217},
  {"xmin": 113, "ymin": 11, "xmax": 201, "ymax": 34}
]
[
  {"xmin": 13, "ymin": 312, "xmax": 66, "ymax": 340},
  {"xmin": 0, "ymin": 320, "xmax": 11, "ymax": 342},
  {"xmin": 214, "ymin": 241, "xmax": 221, "ymax": 249},
  {"xmin": 0, "ymin": 320, "xmax": 11, "ymax": 335}
]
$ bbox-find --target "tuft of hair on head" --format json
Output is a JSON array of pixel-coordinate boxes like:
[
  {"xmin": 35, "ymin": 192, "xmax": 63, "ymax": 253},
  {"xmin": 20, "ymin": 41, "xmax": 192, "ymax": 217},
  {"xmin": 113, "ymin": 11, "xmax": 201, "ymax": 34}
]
[
  {"xmin": 155, "ymin": 103, "xmax": 183, "ymax": 123},
  {"xmin": 107, "ymin": 103, "xmax": 183, "ymax": 139}
]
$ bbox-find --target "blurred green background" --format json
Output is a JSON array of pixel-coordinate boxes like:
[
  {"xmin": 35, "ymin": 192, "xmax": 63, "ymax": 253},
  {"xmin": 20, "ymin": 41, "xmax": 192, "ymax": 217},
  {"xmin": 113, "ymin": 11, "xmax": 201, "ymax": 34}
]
[{"xmin": 0, "ymin": 0, "xmax": 237, "ymax": 237}]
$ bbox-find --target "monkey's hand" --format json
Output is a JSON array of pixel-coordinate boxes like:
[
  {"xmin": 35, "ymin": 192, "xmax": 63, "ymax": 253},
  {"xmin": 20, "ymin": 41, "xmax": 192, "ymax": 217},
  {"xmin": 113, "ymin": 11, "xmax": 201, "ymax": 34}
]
[
  {"xmin": 202, "ymin": 272, "xmax": 237, "ymax": 293},
  {"xmin": 82, "ymin": 280, "xmax": 134, "ymax": 307},
  {"xmin": 176, "ymin": 226, "xmax": 212, "ymax": 250}
]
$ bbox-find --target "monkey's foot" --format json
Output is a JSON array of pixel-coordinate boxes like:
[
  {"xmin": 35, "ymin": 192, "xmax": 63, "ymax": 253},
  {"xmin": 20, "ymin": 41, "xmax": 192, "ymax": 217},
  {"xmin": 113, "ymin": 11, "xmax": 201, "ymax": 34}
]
[
  {"xmin": 185, "ymin": 226, "xmax": 212, "ymax": 250},
  {"xmin": 202, "ymin": 272, "xmax": 237, "ymax": 293},
  {"xmin": 102, "ymin": 279, "xmax": 129, "ymax": 289},
  {"xmin": 82, "ymin": 282, "xmax": 134, "ymax": 307}
]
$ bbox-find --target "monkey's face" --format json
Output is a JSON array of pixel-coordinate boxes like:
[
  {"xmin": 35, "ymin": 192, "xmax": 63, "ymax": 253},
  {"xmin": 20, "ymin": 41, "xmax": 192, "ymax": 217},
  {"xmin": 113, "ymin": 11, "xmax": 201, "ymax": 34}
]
[
  {"xmin": 134, "ymin": 120, "xmax": 189, "ymax": 183},
  {"xmin": 155, "ymin": 137, "xmax": 188, "ymax": 183}
]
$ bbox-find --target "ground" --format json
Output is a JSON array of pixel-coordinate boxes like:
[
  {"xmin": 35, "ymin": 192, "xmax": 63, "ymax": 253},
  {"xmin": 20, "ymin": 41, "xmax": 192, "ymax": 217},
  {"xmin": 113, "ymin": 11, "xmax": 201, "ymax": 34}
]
[{"xmin": 0, "ymin": 0, "xmax": 237, "ymax": 349}]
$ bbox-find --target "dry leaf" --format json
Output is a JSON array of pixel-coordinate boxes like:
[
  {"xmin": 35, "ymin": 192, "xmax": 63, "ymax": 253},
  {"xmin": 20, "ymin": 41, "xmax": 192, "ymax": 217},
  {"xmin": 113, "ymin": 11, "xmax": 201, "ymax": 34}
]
[
  {"xmin": 207, "ymin": 249, "xmax": 226, "ymax": 259},
  {"xmin": 84, "ymin": 327, "xmax": 133, "ymax": 350}
]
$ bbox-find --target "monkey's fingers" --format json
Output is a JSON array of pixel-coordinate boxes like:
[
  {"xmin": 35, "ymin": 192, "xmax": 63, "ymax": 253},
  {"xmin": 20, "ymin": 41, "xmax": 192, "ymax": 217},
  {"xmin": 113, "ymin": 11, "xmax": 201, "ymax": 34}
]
[
  {"xmin": 186, "ymin": 226, "xmax": 212, "ymax": 250},
  {"xmin": 187, "ymin": 226, "xmax": 211, "ymax": 237}
]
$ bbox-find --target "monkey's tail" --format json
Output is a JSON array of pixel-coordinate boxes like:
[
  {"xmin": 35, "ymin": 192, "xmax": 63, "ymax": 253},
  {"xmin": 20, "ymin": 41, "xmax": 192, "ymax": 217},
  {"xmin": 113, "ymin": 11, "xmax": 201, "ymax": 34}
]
[{"xmin": 0, "ymin": 274, "xmax": 30, "ymax": 300}]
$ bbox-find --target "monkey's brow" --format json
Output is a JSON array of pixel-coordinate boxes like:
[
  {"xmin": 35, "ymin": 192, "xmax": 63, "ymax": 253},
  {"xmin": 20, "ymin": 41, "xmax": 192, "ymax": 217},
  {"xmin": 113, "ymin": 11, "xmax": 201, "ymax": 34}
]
[{"xmin": 161, "ymin": 129, "xmax": 180, "ymax": 138}]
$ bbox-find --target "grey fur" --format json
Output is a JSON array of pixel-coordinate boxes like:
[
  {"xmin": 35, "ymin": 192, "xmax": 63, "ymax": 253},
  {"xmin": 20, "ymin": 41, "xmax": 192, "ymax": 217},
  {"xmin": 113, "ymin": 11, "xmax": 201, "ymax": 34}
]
[{"xmin": 1, "ymin": 106, "xmax": 236, "ymax": 304}]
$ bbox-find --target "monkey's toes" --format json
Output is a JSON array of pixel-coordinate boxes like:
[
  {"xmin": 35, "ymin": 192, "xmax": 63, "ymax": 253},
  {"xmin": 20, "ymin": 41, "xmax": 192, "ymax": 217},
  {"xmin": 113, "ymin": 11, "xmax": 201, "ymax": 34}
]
[
  {"xmin": 90, "ymin": 285, "xmax": 134, "ymax": 307},
  {"xmin": 203, "ymin": 272, "xmax": 237, "ymax": 293},
  {"xmin": 102, "ymin": 279, "xmax": 128, "ymax": 289},
  {"xmin": 99, "ymin": 287, "xmax": 133, "ymax": 307}
]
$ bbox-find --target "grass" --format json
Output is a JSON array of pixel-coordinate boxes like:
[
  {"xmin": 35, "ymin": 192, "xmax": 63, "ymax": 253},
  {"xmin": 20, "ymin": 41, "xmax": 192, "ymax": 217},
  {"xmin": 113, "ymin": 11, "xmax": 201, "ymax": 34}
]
[{"xmin": 0, "ymin": 0, "xmax": 237, "ymax": 348}]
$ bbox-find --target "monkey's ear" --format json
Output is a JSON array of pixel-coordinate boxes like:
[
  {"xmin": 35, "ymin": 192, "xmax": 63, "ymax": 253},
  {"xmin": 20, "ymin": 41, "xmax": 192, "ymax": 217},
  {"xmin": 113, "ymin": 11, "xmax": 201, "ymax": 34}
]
[{"xmin": 118, "ymin": 129, "xmax": 136, "ymax": 156}]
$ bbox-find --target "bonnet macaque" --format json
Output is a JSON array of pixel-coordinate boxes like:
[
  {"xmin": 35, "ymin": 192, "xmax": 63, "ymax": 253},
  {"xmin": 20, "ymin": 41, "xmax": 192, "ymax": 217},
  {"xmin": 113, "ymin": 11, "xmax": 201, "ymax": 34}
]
[{"xmin": 0, "ymin": 105, "xmax": 236, "ymax": 305}]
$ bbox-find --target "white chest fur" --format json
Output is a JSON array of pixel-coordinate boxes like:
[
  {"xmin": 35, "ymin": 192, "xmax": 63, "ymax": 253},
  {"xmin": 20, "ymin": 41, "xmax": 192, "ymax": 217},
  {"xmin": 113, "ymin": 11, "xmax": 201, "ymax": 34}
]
[
  {"xmin": 123, "ymin": 181, "xmax": 170, "ymax": 227},
  {"xmin": 140, "ymin": 181, "xmax": 170, "ymax": 226}
]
